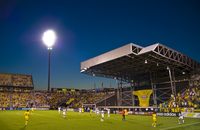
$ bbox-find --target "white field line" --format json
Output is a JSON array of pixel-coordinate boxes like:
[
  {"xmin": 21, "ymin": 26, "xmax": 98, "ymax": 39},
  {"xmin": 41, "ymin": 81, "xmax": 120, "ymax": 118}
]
[{"xmin": 160, "ymin": 122, "xmax": 200, "ymax": 130}]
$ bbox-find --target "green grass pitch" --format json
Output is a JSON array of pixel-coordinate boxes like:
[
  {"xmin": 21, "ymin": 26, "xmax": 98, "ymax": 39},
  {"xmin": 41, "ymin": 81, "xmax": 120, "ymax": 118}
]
[{"xmin": 0, "ymin": 110, "xmax": 200, "ymax": 130}]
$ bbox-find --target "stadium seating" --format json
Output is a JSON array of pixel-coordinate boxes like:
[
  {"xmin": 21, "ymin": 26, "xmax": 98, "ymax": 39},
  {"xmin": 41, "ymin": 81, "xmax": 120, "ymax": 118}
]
[
  {"xmin": 160, "ymin": 87, "xmax": 200, "ymax": 112},
  {"xmin": 0, "ymin": 89, "xmax": 111, "ymax": 109},
  {"xmin": 1, "ymin": 86, "xmax": 199, "ymax": 110}
]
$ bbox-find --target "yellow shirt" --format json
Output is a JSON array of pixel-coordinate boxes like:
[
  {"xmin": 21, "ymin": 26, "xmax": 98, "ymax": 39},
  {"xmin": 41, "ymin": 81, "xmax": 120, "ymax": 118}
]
[
  {"xmin": 152, "ymin": 113, "xmax": 157, "ymax": 121},
  {"xmin": 24, "ymin": 111, "xmax": 30, "ymax": 117}
]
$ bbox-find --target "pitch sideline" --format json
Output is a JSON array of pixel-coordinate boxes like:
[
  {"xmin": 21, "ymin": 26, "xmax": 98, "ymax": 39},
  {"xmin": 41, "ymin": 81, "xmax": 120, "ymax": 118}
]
[{"xmin": 160, "ymin": 122, "xmax": 200, "ymax": 130}]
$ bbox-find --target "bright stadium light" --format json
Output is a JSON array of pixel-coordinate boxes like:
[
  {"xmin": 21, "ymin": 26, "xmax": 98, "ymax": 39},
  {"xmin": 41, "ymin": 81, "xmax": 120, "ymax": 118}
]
[
  {"xmin": 42, "ymin": 29, "xmax": 57, "ymax": 50},
  {"xmin": 80, "ymin": 69, "xmax": 86, "ymax": 73},
  {"xmin": 167, "ymin": 66, "xmax": 170, "ymax": 70},
  {"xmin": 42, "ymin": 29, "xmax": 57, "ymax": 92}
]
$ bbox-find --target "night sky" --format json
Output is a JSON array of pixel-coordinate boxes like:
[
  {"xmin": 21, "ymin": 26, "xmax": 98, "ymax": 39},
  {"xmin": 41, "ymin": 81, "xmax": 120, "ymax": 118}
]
[{"xmin": 0, "ymin": 0, "xmax": 200, "ymax": 90}]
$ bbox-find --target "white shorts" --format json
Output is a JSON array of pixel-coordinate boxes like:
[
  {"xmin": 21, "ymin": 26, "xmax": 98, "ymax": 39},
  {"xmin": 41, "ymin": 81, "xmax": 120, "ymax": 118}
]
[{"xmin": 179, "ymin": 116, "xmax": 183, "ymax": 120}]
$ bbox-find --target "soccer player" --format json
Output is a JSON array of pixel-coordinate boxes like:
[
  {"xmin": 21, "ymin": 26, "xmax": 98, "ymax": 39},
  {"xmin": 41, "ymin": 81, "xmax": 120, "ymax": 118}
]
[
  {"xmin": 152, "ymin": 112, "xmax": 157, "ymax": 127},
  {"xmin": 122, "ymin": 109, "xmax": 126, "ymax": 121},
  {"xmin": 90, "ymin": 108, "xmax": 93, "ymax": 116},
  {"xmin": 178, "ymin": 113, "xmax": 184, "ymax": 124},
  {"xmin": 95, "ymin": 108, "xmax": 100, "ymax": 115},
  {"xmin": 79, "ymin": 107, "xmax": 82, "ymax": 113},
  {"xmin": 31, "ymin": 107, "xmax": 34, "ymax": 112},
  {"xmin": 63, "ymin": 108, "xmax": 67, "ymax": 118},
  {"xmin": 100, "ymin": 109, "xmax": 104, "ymax": 122},
  {"xmin": 24, "ymin": 110, "xmax": 30, "ymax": 127},
  {"xmin": 58, "ymin": 106, "xmax": 61, "ymax": 114},
  {"xmin": 107, "ymin": 108, "xmax": 110, "ymax": 117}
]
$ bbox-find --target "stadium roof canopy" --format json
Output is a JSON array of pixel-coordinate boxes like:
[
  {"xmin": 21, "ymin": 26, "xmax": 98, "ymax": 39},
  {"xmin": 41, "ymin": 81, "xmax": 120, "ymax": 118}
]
[{"xmin": 80, "ymin": 43, "xmax": 200, "ymax": 83}]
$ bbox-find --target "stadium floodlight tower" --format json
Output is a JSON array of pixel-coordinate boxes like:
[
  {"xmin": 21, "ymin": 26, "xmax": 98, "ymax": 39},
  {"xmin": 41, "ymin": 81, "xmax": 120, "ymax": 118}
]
[{"xmin": 42, "ymin": 29, "xmax": 57, "ymax": 92}]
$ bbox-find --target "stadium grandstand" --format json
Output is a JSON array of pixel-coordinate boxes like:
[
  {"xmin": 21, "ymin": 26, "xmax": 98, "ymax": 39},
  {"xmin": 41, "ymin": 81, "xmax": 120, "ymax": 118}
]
[
  {"xmin": 0, "ymin": 73, "xmax": 34, "ymax": 91},
  {"xmin": 1, "ymin": 43, "xmax": 200, "ymax": 130},
  {"xmin": 81, "ymin": 43, "xmax": 200, "ymax": 113},
  {"xmin": 0, "ymin": 43, "xmax": 200, "ymax": 114},
  {"xmin": 0, "ymin": 73, "xmax": 112, "ymax": 110}
]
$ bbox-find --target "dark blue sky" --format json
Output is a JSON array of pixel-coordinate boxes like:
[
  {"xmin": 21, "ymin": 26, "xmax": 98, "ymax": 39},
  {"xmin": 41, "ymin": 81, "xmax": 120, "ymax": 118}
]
[{"xmin": 0, "ymin": 0, "xmax": 200, "ymax": 89}]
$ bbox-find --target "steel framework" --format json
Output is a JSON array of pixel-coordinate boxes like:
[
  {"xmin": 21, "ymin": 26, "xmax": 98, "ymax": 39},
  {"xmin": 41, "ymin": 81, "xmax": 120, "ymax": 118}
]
[{"xmin": 81, "ymin": 43, "xmax": 200, "ymax": 106}]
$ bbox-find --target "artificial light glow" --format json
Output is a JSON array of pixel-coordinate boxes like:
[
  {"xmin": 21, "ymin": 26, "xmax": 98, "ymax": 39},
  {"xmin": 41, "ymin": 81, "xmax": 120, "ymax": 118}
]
[
  {"xmin": 42, "ymin": 29, "xmax": 57, "ymax": 49},
  {"xmin": 80, "ymin": 69, "xmax": 86, "ymax": 72},
  {"xmin": 145, "ymin": 59, "xmax": 148, "ymax": 64},
  {"xmin": 167, "ymin": 66, "xmax": 170, "ymax": 70}
]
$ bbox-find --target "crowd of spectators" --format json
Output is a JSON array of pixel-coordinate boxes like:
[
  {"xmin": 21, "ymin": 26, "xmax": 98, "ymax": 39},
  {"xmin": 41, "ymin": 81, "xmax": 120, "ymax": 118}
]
[
  {"xmin": 1, "ymin": 86, "xmax": 200, "ymax": 111},
  {"xmin": 0, "ymin": 92, "xmax": 33, "ymax": 108},
  {"xmin": 0, "ymin": 89, "xmax": 112, "ymax": 109},
  {"xmin": 160, "ymin": 87, "xmax": 200, "ymax": 112},
  {"xmin": 0, "ymin": 92, "xmax": 10, "ymax": 107},
  {"xmin": 48, "ymin": 90, "xmax": 111, "ymax": 109}
]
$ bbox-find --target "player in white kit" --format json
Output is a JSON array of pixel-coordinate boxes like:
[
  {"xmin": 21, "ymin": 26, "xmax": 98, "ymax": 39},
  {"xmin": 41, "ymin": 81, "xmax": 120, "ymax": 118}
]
[
  {"xmin": 63, "ymin": 108, "xmax": 67, "ymax": 118},
  {"xmin": 107, "ymin": 108, "xmax": 110, "ymax": 117},
  {"xmin": 101, "ymin": 109, "xmax": 104, "ymax": 122},
  {"xmin": 95, "ymin": 108, "xmax": 100, "ymax": 115},
  {"xmin": 58, "ymin": 106, "xmax": 61, "ymax": 114},
  {"xmin": 178, "ymin": 113, "xmax": 184, "ymax": 124}
]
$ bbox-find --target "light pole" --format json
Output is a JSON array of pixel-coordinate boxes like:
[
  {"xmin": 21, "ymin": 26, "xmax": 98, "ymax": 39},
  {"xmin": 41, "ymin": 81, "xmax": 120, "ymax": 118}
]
[{"xmin": 42, "ymin": 29, "xmax": 57, "ymax": 92}]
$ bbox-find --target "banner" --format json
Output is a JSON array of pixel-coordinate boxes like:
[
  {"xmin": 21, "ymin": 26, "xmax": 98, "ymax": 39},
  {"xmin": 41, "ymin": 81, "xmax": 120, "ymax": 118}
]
[
  {"xmin": 182, "ymin": 112, "xmax": 200, "ymax": 118},
  {"xmin": 133, "ymin": 90, "xmax": 152, "ymax": 107},
  {"xmin": 134, "ymin": 112, "xmax": 153, "ymax": 116},
  {"xmin": 156, "ymin": 112, "xmax": 179, "ymax": 117}
]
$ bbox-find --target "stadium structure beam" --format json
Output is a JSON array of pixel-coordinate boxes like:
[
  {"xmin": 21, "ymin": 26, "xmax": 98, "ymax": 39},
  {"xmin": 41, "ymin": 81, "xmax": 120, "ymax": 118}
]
[
  {"xmin": 150, "ymin": 72, "xmax": 157, "ymax": 106},
  {"xmin": 131, "ymin": 83, "xmax": 135, "ymax": 106},
  {"xmin": 167, "ymin": 66, "xmax": 176, "ymax": 96},
  {"xmin": 153, "ymin": 44, "xmax": 200, "ymax": 70}
]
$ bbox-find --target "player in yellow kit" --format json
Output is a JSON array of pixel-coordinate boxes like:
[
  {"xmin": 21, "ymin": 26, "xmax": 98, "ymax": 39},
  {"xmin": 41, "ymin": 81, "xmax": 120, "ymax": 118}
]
[
  {"xmin": 24, "ymin": 110, "xmax": 30, "ymax": 126},
  {"xmin": 152, "ymin": 112, "xmax": 157, "ymax": 127}
]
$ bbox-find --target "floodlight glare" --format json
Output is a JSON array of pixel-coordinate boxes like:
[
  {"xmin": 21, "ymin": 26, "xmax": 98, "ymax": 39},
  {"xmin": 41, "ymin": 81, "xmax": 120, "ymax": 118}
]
[
  {"xmin": 42, "ymin": 29, "xmax": 57, "ymax": 91},
  {"xmin": 42, "ymin": 29, "xmax": 57, "ymax": 49}
]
